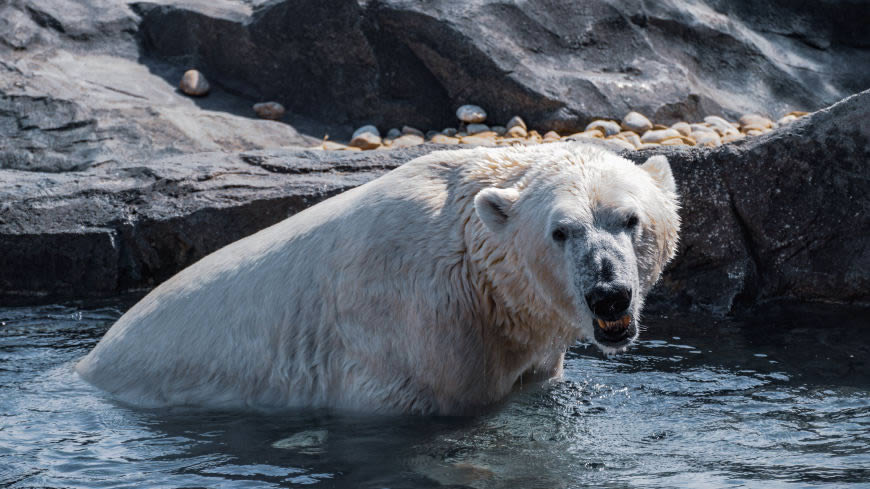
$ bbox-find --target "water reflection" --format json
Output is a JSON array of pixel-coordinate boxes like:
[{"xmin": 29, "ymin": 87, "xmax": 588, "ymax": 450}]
[{"xmin": 1, "ymin": 302, "xmax": 868, "ymax": 488}]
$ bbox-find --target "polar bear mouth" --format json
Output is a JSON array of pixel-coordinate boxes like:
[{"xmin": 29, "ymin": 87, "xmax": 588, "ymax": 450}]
[{"xmin": 593, "ymin": 315, "xmax": 635, "ymax": 347}]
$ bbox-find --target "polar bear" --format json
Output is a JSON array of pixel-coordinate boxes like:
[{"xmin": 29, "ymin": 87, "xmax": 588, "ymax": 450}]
[{"xmin": 76, "ymin": 143, "xmax": 679, "ymax": 415}]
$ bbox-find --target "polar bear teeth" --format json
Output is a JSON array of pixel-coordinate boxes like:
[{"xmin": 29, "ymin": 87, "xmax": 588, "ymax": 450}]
[{"xmin": 596, "ymin": 316, "xmax": 631, "ymax": 329}]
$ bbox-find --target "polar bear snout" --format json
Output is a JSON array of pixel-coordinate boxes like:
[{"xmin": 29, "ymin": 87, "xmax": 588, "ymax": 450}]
[{"xmin": 585, "ymin": 285, "xmax": 632, "ymax": 321}]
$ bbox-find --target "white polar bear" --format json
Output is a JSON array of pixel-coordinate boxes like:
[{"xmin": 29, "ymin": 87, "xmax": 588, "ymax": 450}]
[{"xmin": 76, "ymin": 143, "xmax": 680, "ymax": 415}]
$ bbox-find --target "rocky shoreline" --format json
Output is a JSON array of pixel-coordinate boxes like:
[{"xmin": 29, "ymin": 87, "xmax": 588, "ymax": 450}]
[{"xmin": 2, "ymin": 90, "xmax": 867, "ymax": 312}]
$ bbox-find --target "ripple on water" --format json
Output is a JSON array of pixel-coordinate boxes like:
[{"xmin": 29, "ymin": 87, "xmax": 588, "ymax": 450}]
[{"xmin": 1, "ymin": 303, "xmax": 869, "ymax": 488}]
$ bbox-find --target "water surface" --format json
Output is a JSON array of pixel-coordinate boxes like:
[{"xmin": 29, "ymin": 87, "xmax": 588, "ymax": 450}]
[{"xmin": 1, "ymin": 301, "xmax": 868, "ymax": 488}]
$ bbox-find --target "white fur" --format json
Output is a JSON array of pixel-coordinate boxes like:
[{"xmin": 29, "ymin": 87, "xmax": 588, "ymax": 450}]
[{"xmin": 76, "ymin": 143, "xmax": 680, "ymax": 414}]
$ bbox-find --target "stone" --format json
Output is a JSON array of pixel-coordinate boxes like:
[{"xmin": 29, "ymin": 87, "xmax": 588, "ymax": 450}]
[
  {"xmin": 616, "ymin": 132, "xmax": 642, "ymax": 147},
  {"xmin": 636, "ymin": 143, "xmax": 660, "ymax": 150},
  {"xmin": 350, "ymin": 125, "xmax": 382, "ymax": 150},
  {"xmin": 745, "ymin": 129, "xmax": 764, "ymax": 136},
  {"xmin": 466, "ymin": 123, "xmax": 490, "ymax": 135},
  {"xmin": 527, "ymin": 130, "xmax": 543, "ymax": 143},
  {"xmin": 777, "ymin": 115, "xmax": 798, "ymax": 126},
  {"xmin": 425, "ymin": 130, "xmax": 440, "ymax": 140},
  {"xmin": 429, "ymin": 134, "xmax": 461, "ymax": 145},
  {"xmin": 390, "ymin": 134, "xmax": 424, "ymax": 147},
  {"xmin": 456, "ymin": 104, "xmax": 487, "ymax": 123},
  {"xmin": 621, "ymin": 112, "xmax": 653, "ymax": 133},
  {"xmin": 321, "ymin": 140, "xmax": 348, "ymax": 150},
  {"xmin": 606, "ymin": 138, "xmax": 636, "ymax": 151},
  {"xmin": 253, "ymin": 101, "xmax": 286, "ymax": 120},
  {"xmin": 491, "ymin": 125, "xmax": 507, "ymax": 136},
  {"xmin": 739, "ymin": 114, "xmax": 773, "ymax": 129},
  {"xmin": 506, "ymin": 116, "xmax": 527, "ymax": 131},
  {"xmin": 441, "ymin": 128, "xmax": 458, "ymax": 137},
  {"xmin": 722, "ymin": 132, "xmax": 745, "ymax": 143},
  {"xmin": 386, "ymin": 128, "xmax": 402, "ymax": 140},
  {"xmin": 694, "ymin": 132, "xmax": 721, "ymax": 147},
  {"xmin": 670, "ymin": 122, "xmax": 692, "ymax": 137},
  {"xmin": 543, "ymin": 130, "xmax": 560, "ymax": 141},
  {"xmin": 506, "ymin": 125, "xmax": 527, "ymax": 138},
  {"xmin": 704, "ymin": 116, "xmax": 736, "ymax": 134},
  {"xmin": 585, "ymin": 120, "xmax": 621, "ymax": 136},
  {"xmin": 179, "ymin": 69, "xmax": 210, "ymax": 96},
  {"xmin": 660, "ymin": 138, "xmax": 685, "ymax": 146},
  {"xmin": 460, "ymin": 133, "xmax": 497, "ymax": 146},
  {"xmin": 690, "ymin": 124, "xmax": 716, "ymax": 134},
  {"xmin": 402, "ymin": 126, "xmax": 424, "ymax": 137},
  {"xmin": 640, "ymin": 128, "xmax": 682, "ymax": 144},
  {"xmin": 740, "ymin": 124, "xmax": 769, "ymax": 134},
  {"xmin": 568, "ymin": 129, "xmax": 604, "ymax": 139}
]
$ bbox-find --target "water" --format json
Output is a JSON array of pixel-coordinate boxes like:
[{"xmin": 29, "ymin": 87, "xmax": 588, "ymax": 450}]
[{"xmin": 1, "ymin": 301, "xmax": 868, "ymax": 488}]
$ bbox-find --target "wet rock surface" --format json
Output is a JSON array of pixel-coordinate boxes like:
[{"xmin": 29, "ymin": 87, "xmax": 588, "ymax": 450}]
[{"xmin": 2, "ymin": 91, "xmax": 868, "ymax": 311}]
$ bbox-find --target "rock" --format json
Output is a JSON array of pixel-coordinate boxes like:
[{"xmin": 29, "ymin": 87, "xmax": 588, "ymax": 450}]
[
  {"xmin": 460, "ymin": 133, "xmax": 497, "ymax": 146},
  {"xmin": 640, "ymin": 128, "xmax": 682, "ymax": 144},
  {"xmin": 621, "ymin": 112, "xmax": 653, "ymax": 133},
  {"xmin": 441, "ymin": 128, "xmax": 458, "ymax": 137},
  {"xmin": 694, "ymin": 132, "xmax": 721, "ymax": 147},
  {"xmin": 739, "ymin": 114, "xmax": 773, "ymax": 129},
  {"xmin": 543, "ymin": 131, "xmax": 560, "ymax": 141},
  {"xmin": 636, "ymin": 143, "xmax": 660, "ymax": 150},
  {"xmin": 321, "ymin": 140, "xmax": 349, "ymax": 150},
  {"xmin": 776, "ymin": 114, "xmax": 798, "ymax": 126},
  {"xmin": 606, "ymin": 138, "xmax": 637, "ymax": 151},
  {"xmin": 253, "ymin": 101, "xmax": 286, "ymax": 120},
  {"xmin": 506, "ymin": 125, "xmax": 527, "ymax": 138},
  {"xmin": 506, "ymin": 116, "xmax": 526, "ymax": 131},
  {"xmin": 616, "ymin": 131, "xmax": 642, "ymax": 147},
  {"xmin": 690, "ymin": 124, "xmax": 716, "ymax": 134},
  {"xmin": 350, "ymin": 125, "xmax": 382, "ymax": 150},
  {"xmin": 585, "ymin": 120, "xmax": 621, "ymax": 136},
  {"xmin": 386, "ymin": 128, "xmax": 402, "ymax": 140},
  {"xmin": 704, "ymin": 116, "xmax": 737, "ymax": 134},
  {"xmin": 722, "ymin": 132, "xmax": 745, "ymax": 143},
  {"xmin": 430, "ymin": 134, "xmax": 460, "ymax": 145},
  {"xmin": 425, "ymin": 130, "xmax": 440, "ymax": 140},
  {"xmin": 568, "ymin": 129, "xmax": 604, "ymax": 139},
  {"xmin": 670, "ymin": 122, "xmax": 692, "ymax": 137},
  {"xmin": 466, "ymin": 123, "xmax": 490, "ymax": 135},
  {"xmin": 740, "ymin": 124, "xmax": 769, "ymax": 134},
  {"xmin": 179, "ymin": 69, "xmax": 210, "ymax": 96},
  {"xmin": 491, "ymin": 125, "xmax": 506, "ymax": 136},
  {"xmin": 660, "ymin": 138, "xmax": 686, "ymax": 146},
  {"xmin": 456, "ymin": 104, "xmax": 487, "ymax": 123},
  {"xmin": 391, "ymin": 134, "xmax": 424, "ymax": 147},
  {"xmin": 402, "ymin": 126, "xmax": 424, "ymax": 137}
]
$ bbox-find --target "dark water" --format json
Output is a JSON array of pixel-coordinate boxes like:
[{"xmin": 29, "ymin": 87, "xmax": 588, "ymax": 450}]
[{"xmin": 1, "ymin": 301, "xmax": 869, "ymax": 489}]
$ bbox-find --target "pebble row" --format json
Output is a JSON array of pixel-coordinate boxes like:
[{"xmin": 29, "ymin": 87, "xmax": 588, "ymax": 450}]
[
  {"xmin": 324, "ymin": 104, "xmax": 808, "ymax": 152},
  {"xmin": 177, "ymin": 71, "xmax": 806, "ymax": 151}
]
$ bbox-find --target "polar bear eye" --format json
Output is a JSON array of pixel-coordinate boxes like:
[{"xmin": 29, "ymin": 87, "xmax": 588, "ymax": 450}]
[
  {"xmin": 624, "ymin": 214, "xmax": 639, "ymax": 229},
  {"xmin": 551, "ymin": 227, "xmax": 568, "ymax": 243}
]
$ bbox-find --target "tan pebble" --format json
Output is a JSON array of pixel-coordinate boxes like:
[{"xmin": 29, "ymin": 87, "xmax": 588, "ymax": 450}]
[
  {"xmin": 466, "ymin": 123, "xmax": 490, "ymax": 135},
  {"xmin": 621, "ymin": 111, "xmax": 653, "ymax": 133},
  {"xmin": 695, "ymin": 132, "xmax": 721, "ymax": 147},
  {"xmin": 690, "ymin": 123, "xmax": 715, "ymax": 133},
  {"xmin": 745, "ymin": 129, "xmax": 764, "ymax": 136},
  {"xmin": 253, "ymin": 101, "xmax": 285, "ymax": 120},
  {"xmin": 349, "ymin": 132, "xmax": 382, "ymax": 150},
  {"xmin": 543, "ymin": 130, "xmax": 560, "ymax": 141},
  {"xmin": 567, "ymin": 129, "xmax": 604, "ymax": 139},
  {"xmin": 606, "ymin": 138, "xmax": 637, "ymax": 151},
  {"xmin": 787, "ymin": 110, "xmax": 809, "ymax": 117},
  {"xmin": 740, "ymin": 123, "xmax": 768, "ymax": 134},
  {"xmin": 585, "ymin": 120, "xmax": 621, "ymax": 136},
  {"xmin": 640, "ymin": 128, "xmax": 682, "ymax": 144},
  {"xmin": 636, "ymin": 143, "xmax": 660, "ymax": 150},
  {"xmin": 660, "ymin": 138, "xmax": 686, "ymax": 146},
  {"xmin": 506, "ymin": 125, "xmax": 528, "ymax": 138},
  {"xmin": 678, "ymin": 135, "xmax": 696, "ymax": 145},
  {"xmin": 506, "ymin": 115, "xmax": 527, "ymax": 131},
  {"xmin": 391, "ymin": 134, "xmax": 424, "ymax": 147},
  {"xmin": 652, "ymin": 123, "xmax": 669, "ymax": 130},
  {"xmin": 776, "ymin": 114, "xmax": 798, "ymax": 126},
  {"xmin": 722, "ymin": 132, "xmax": 745, "ymax": 143},
  {"xmin": 616, "ymin": 132, "xmax": 641, "ymax": 147},
  {"xmin": 179, "ymin": 69, "xmax": 210, "ymax": 96},
  {"xmin": 670, "ymin": 122, "xmax": 692, "ymax": 137},
  {"xmin": 460, "ymin": 134, "xmax": 497, "ymax": 146},
  {"xmin": 430, "ymin": 134, "xmax": 461, "ymax": 145},
  {"xmin": 321, "ymin": 140, "xmax": 347, "ymax": 151},
  {"xmin": 497, "ymin": 137, "xmax": 529, "ymax": 146},
  {"xmin": 704, "ymin": 116, "xmax": 735, "ymax": 134},
  {"xmin": 738, "ymin": 114, "xmax": 773, "ymax": 129}
]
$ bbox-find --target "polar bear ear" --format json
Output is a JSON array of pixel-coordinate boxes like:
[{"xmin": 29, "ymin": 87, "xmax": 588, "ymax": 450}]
[
  {"xmin": 640, "ymin": 155, "xmax": 676, "ymax": 194},
  {"xmin": 475, "ymin": 187, "xmax": 520, "ymax": 233}
]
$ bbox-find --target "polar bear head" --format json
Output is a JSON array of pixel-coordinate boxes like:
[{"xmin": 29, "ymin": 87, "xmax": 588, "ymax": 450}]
[{"xmin": 472, "ymin": 145, "xmax": 680, "ymax": 354}]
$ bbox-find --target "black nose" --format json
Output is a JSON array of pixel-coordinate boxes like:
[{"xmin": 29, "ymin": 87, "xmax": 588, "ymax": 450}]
[{"xmin": 585, "ymin": 285, "xmax": 632, "ymax": 320}]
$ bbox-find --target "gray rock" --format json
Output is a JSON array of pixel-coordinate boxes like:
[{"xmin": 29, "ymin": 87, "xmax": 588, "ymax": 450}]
[
  {"xmin": 253, "ymin": 101, "xmax": 286, "ymax": 120},
  {"xmin": 385, "ymin": 128, "xmax": 402, "ymax": 140},
  {"xmin": 621, "ymin": 112, "xmax": 653, "ymax": 133},
  {"xmin": 402, "ymin": 126, "xmax": 424, "ymax": 137},
  {"xmin": 352, "ymin": 124, "xmax": 380, "ymax": 139},
  {"xmin": 491, "ymin": 125, "xmax": 506, "ymax": 136},
  {"xmin": 506, "ymin": 115, "xmax": 526, "ymax": 131},
  {"xmin": 456, "ymin": 104, "xmax": 487, "ymax": 123},
  {"xmin": 441, "ymin": 127, "xmax": 458, "ymax": 137},
  {"xmin": 466, "ymin": 123, "xmax": 489, "ymax": 135}
]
